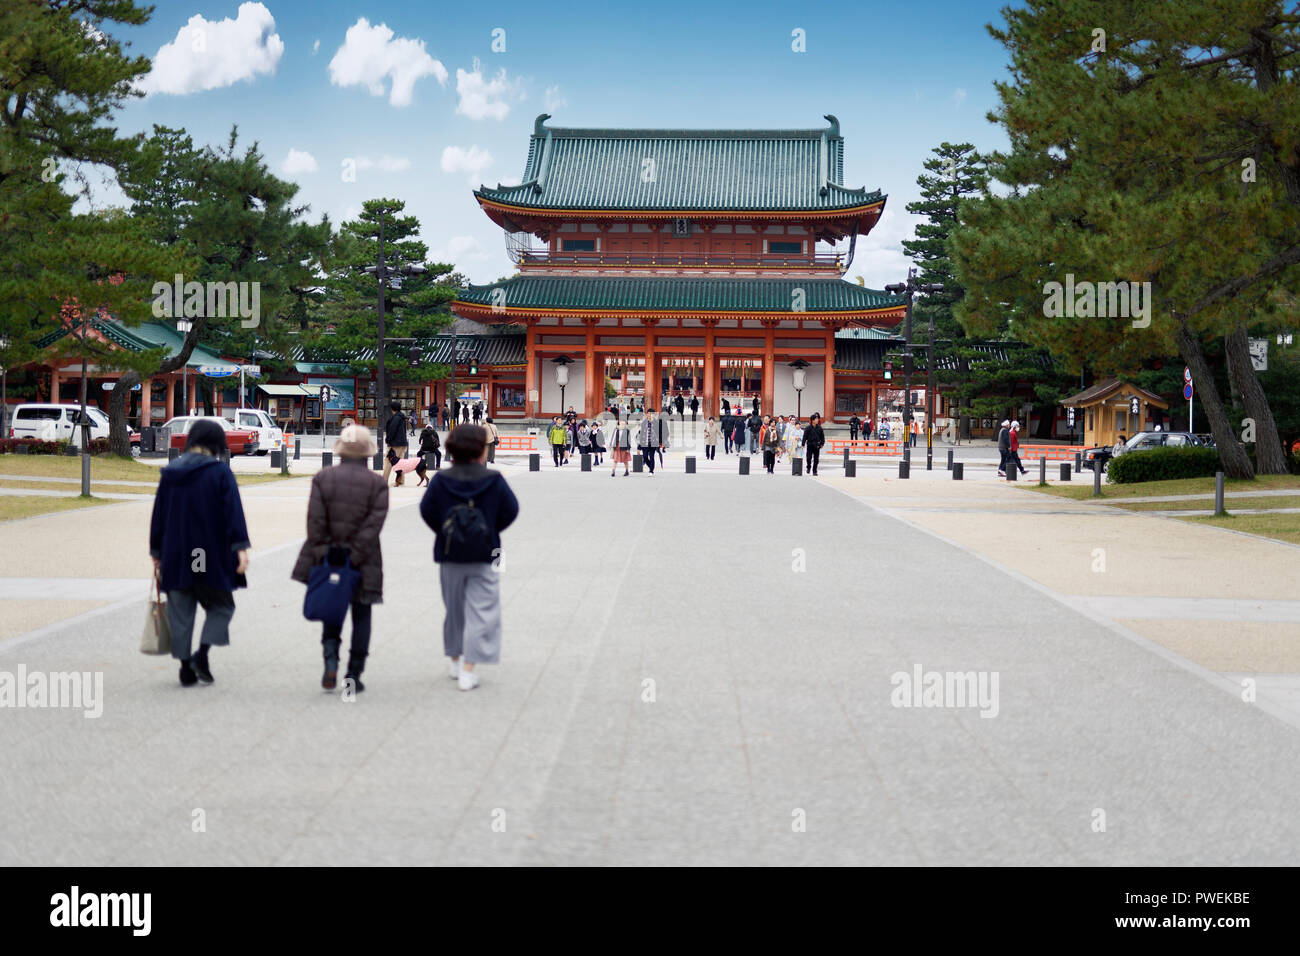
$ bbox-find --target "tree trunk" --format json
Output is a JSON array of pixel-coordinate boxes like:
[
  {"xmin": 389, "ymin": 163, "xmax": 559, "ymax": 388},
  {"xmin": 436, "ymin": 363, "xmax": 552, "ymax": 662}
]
[
  {"xmin": 108, "ymin": 369, "xmax": 140, "ymax": 457},
  {"xmin": 1224, "ymin": 323, "xmax": 1288, "ymax": 474},
  {"xmin": 1174, "ymin": 320, "xmax": 1253, "ymax": 478}
]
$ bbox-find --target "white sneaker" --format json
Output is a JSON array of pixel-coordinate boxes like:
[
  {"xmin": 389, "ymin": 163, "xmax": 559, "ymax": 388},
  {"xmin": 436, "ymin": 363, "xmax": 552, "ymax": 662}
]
[
  {"xmin": 448, "ymin": 659, "xmax": 461, "ymax": 680},
  {"xmin": 458, "ymin": 670, "xmax": 480, "ymax": 692}
]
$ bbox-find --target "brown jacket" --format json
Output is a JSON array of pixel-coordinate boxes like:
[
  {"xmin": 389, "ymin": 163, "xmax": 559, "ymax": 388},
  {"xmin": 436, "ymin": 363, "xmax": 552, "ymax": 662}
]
[{"xmin": 291, "ymin": 458, "xmax": 389, "ymax": 602}]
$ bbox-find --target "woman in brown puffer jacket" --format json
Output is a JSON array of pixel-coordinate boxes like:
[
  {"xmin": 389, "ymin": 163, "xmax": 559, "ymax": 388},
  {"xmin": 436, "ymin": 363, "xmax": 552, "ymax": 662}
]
[{"xmin": 291, "ymin": 424, "xmax": 389, "ymax": 692}]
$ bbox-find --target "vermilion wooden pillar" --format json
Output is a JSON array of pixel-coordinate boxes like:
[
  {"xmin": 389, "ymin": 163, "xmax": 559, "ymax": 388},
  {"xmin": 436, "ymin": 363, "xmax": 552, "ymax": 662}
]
[
  {"xmin": 761, "ymin": 322, "xmax": 775, "ymax": 416},
  {"xmin": 524, "ymin": 320, "xmax": 538, "ymax": 418},
  {"xmin": 584, "ymin": 319, "xmax": 596, "ymax": 416},
  {"xmin": 823, "ymin": 331, "xmax": 836, "ymax": 422},
  {"xmin": 702, "ymin": 321, "xmax": 716, "ymax": 418}
]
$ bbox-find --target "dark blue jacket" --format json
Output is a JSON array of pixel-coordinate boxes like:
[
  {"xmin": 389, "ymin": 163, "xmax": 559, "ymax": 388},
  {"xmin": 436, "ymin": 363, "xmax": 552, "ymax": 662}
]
[
  {"xmin": 149, "ymin": 452, "xmax": 250, "ymax": 592},
  {"xmin": 419, "ymin": 463, "xmax": 519, "ymax": 564}
]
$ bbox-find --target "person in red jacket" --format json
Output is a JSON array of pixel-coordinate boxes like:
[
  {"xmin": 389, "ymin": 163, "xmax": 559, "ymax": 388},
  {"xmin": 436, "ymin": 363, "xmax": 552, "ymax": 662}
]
[{"xmin": 1007, "ymin": 421, "xmax": 1027, "ymax": 477}]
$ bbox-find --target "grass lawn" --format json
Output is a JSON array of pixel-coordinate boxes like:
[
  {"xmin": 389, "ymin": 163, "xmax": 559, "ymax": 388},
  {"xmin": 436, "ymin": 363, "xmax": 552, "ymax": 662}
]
[
  {"xmin": 0, "ymin": 455, "xmax": 296, "ymax": 487},
  {"xmin": 0, "ymin": 495, "xmax": 115, "ymax": 522},
  {"xmin": 0, "ymin": 478, "xmax": 153, "ymax": 496},
  {"xmin": 1114, "ymin": 494, "xmax": 1300, "ymax": 513},
  {"xmin": 1184, "ymin": 512, "xmax": 1300, "ymax": 547},
  {"xmin": 1022, "ymin": 473, "xmax": 1300, "ymax": 501}
]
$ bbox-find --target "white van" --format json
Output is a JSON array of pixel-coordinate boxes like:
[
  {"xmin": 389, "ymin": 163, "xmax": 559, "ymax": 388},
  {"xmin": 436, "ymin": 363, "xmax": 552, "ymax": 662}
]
[
  {"xmin": 222, "ymin": 407, "xmax": 283, "ymax": 456},
  {"xmin": 8, "ymin": 403, "xmax": 141, "ymax": 455}
]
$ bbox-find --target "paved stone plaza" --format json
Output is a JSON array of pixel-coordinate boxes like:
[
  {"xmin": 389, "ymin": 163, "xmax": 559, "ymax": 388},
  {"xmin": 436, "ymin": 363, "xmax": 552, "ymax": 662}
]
[{"xmin": 2, "ymin": 451, "xmax": 1300, "ymax": 866}]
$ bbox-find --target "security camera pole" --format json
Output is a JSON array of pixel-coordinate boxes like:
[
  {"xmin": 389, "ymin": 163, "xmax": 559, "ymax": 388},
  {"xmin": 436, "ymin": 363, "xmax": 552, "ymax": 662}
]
[{"xmin": 885, "ymin": 269, "xmax": 944, "ymax": 469}]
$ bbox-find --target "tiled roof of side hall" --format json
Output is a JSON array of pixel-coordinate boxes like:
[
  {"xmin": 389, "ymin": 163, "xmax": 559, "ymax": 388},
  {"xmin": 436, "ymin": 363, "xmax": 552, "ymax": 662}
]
[
  {"xmin": 475, "ymin": 113, "xmax": 885, "ymax": 214},
  {"xmin": 454, "ymin": 276, "xmax": 907, "ymax": 314}
]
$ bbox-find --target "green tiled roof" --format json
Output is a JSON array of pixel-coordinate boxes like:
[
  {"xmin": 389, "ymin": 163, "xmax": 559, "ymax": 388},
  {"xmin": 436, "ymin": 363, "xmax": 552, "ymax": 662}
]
[
  {"xmin": 455, "ymin": 276, "xmax": 906, "ymax": 313},
  {"xmin": 38, "ymin": 319, "xmax": 230, "ymax": 368},
  {"xmin": 476, "ymin": 114, "xmax": 884, "ymax": 214}
]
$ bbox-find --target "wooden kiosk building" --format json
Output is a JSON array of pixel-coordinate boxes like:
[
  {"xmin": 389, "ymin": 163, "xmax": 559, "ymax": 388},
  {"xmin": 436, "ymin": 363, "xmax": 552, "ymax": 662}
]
[{"xmin": 452, "ymin": 114, "xmax": 907, "ymax": 421}]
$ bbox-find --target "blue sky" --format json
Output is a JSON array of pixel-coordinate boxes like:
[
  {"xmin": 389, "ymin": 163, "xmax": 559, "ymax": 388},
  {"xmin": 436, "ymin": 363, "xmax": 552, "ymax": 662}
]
[{"xmin": 91, "ymin": 0, "xmax": 1018, "ymax": 289}]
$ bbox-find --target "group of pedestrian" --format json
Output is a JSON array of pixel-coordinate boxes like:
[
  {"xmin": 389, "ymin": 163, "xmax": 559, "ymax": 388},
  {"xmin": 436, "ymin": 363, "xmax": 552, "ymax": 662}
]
[
  {"xmin": 997, "ymin": 419, "xmax": 1027, "ymax": 478},
  {"xmin": 437, "ymin": 401, "xmax": 485, "ymax": 427},
  {"xmin": 149, "ymin": 420, "xmax": 520, "ymax": 694},
  {"xmin": 547, "ymin": 412, "xmax": 606, "ymax": 467}
]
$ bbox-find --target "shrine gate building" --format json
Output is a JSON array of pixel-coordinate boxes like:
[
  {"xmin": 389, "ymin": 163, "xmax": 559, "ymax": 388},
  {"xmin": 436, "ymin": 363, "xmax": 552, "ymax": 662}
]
[{"xmin": 451, "ymin": 114, "xmax": 907, "ymax": 421}]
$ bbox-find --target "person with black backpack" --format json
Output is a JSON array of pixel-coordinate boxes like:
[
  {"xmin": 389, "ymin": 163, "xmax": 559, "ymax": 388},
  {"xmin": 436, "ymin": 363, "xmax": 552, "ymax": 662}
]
[{"xmin": 418, "ymin": 424, "xmax": 520, "ymax": 692}]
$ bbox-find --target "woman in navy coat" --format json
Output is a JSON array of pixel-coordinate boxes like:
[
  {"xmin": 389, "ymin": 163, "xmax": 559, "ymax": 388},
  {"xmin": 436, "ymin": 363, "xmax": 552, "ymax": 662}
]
[{"xmin": 149, "ymin": 420, "xmax": 251, "ymax": 686}]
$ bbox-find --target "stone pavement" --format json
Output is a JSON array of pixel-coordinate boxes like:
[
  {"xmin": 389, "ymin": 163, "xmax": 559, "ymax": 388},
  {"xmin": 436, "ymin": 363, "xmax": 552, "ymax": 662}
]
[{"xmin": 2, "ymin": 452, "xmax": 1299, "ymax": 865}]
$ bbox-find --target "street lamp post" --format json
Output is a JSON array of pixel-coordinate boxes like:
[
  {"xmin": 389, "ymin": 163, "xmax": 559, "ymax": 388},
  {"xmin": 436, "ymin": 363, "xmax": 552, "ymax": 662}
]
[
  {"xmin": 176, "ymin": 319, "xmax": 192, "ymax": 416},
  {"xmin": 885, "ymin": 270, "xmax": 944, "ymax": 469},
  {"xmin": 0, "ymin": 335, "xmax": 9, "ymax": 438},
  {"xmin": 788, "ymin": 358, "xmax": 809, "ymax": 419},
  {"xmin": 551, "ymin": 355, "xmax": 573, "ymax": 417}
]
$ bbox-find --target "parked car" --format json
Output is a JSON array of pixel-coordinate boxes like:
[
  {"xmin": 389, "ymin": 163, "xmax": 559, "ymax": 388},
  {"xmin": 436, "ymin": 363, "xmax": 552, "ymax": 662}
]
[
  {"xmin": 9, "ymin": 403, "xmax": 141, "ymax": 455},
  {"xmin": 222, "ymin": 407, "xmax": 284, "ymax": 456},
  {"xmin": 158, "ymin": 415, "xmax": 259, "ymax": 455},
  {"xmin": 1083, "ymin": 431, "xmax": 1202, "ymax": 472}
]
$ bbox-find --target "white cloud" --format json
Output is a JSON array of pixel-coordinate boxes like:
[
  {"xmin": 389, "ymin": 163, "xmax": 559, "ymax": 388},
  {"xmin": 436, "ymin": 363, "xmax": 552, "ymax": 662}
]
[
  {"xmin": 441, "ymin": 145, "xmax": 494, "ymax": 184},
  {"xmin": 456, "ymin": 58, "xmax": 523, "ymax": 121},
  {"xmin": 850, "ymin": 209, "xmax": 915, "ymax": 292},
  {"xmin": 137, "ymin": 2, "xmax": 284, "ymax": 96},
  {"xmin": 281, "ymin": 148, "xmax": 318, "ymax": 174},
  {"xmin": 544, "ymin": 85, "xmax": 567, "ymax": 113},
  {"xmin": 312, "ymin": 39, "xmax": 320, "ymax": 55},
  {"xmin": 354, "ymin": 154, "xmax": 412, "ymax": 172},
  {"xmin": 953, "ymin": 88, "xmax": 967, "ymax": 108},
  {"xmin": 328, "ymin": 18, "xmax": 447, "ymax": 108},
  {"xmin": 434, "ymin": 235, "xmax": 492, "ymax": 264}
]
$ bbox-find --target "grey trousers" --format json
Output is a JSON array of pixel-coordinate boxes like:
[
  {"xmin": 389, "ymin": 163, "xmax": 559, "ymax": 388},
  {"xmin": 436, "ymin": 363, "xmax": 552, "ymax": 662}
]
[
  {"xmin": 439, "ymin": 562, "xmax": 502, "ymax": 664},
  {"xmin": 167, "ymin": 588, "xmax": 234, "ymax": 661}
]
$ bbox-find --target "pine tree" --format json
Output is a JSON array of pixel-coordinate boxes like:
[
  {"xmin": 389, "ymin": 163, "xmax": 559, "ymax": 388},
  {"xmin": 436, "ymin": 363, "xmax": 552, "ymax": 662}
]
[
  {"xmin": 310, "ymin": 199, "xmax": 457, "ymax": 407},
  {"xmin": 0, "ymin": 0, "xmax": 172, "ymax": 435},
  {"xmin": 951, "ymin": 0, "xmax": 1300, "ymax": 478}
]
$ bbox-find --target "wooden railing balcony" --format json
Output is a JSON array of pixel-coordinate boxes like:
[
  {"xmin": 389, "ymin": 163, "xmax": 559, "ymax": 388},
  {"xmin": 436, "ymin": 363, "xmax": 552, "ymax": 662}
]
[{"xmin": 513, "ymin": 250, "xmax": 847, "ymax": 271}]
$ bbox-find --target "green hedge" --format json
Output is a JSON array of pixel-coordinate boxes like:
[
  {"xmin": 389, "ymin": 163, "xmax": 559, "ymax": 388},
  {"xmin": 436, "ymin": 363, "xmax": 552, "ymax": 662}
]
[{"xmin": 1107, "ymin": 446, "xmax": 1221, "ymax": 483}]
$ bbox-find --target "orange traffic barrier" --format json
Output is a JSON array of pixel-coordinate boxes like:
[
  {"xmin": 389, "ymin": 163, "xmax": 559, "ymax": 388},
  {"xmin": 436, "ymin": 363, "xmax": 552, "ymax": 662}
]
[
  {"xmin": 495, "ymin": 435, "xmax": 537, "ymax": 451},
  {"xmin": 1018, "ymin": 444, "xmax": 1078, "ymax": 461},
  {"xmin": 826, "ymin": 439, "xmax": 905, "ymax": 457}
]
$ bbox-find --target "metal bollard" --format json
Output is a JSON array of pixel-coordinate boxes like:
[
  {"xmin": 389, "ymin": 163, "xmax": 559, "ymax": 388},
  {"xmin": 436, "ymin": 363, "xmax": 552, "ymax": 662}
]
[
  {"xmin": 168, "ymin": 447, "xmax": 179, "ymax": 461},
  {"xmin": 270, "ymin": 450, "xmax": 281, "ymax": 469},
  {"xmin": 1075, "ymin": 451, "xmax": 1082, "ymax": 470},
  {"xmin": 845, "ymin": 460, "xmax": 856, "ymax": 477},
  {"xmin": 1215, "ymin": 471, "xmax": 1225, "ymax": 514},
  {"xmin": 581, "ymin": 453, "xmax": 591, "ymax": 472},
  {"xmin": 1007, "ymin": 462, "xmax": 1017, "ymax": 482},
  {"xmin": 373, "ymin": 452, "xmax": 382, "ymax": 471},
  {"xmin": 843, "ymin": 447, "xmax": 851, "ymax": 467},
  {"xmin": 899, "ymin": 459, "xmax": 910, "ymax": 479},
  {"xmin": 952, "ymin": 462, "xmax": 964, "ymax": 480},
  {"xmin": 947, "ymin": 448, "xmax": 954, "ymax": 471},
  {"xmin": 528, "ymin": 453, "xmax": 539, "ymax": 472},
  {"xmin": 1060, "ymin": 463, "xmax": 1071, "ymax": 481},
  {"xmin": 1093, "ymin": 462, "xmax": 1102, "ymax": 496},
  {"xmin": 1039, "ymin": 456, "xmax": 1046, "ymax": 484},
  {"xmin": 322, "ymin": 452, "xmax": 333, "ymax": 467},
  {"xmin": 633, "ymin": 453, "xmax": 643, "ymax": 473},
  {"xmin": 685, "ymin": 456, "xmax": 696, "ymax": 474},
  {"xmin": 281, "ymin": 448, "xmax": 289, "ymax": 475},
  {"xmin": 293, "ymin": 438, "xmax": 301, "ymax": 461},
  {"xmin": 792, "ymin": 457, "xmax": 802, "ymax": 477},
  {"xmin": 739, "ymin": 455, "xmax": 750, "ymax": 475}
]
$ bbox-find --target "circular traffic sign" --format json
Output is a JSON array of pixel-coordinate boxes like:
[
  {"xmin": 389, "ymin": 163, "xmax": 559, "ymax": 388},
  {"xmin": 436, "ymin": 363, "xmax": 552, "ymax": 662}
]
[{"xmin": 1183, "ymin": 383, "xmax": 1193, "ymax": 400}]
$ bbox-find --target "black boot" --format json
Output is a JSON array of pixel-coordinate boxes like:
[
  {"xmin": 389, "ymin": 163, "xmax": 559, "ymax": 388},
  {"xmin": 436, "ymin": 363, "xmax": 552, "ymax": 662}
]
[
  {"xmin": 179, "ymin": 659, "xmax": 198, "ymax": 687},
  {"xmin": 322, "ymin": 636, "xmax": 341, "ymax": 690},
  {"xmin": 191, "ymin": 645, "xmax": 213, "ymax": 684},
  {"xmin": 345, "ymin": 652, "xmax": 366, "ymax": 693}
]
